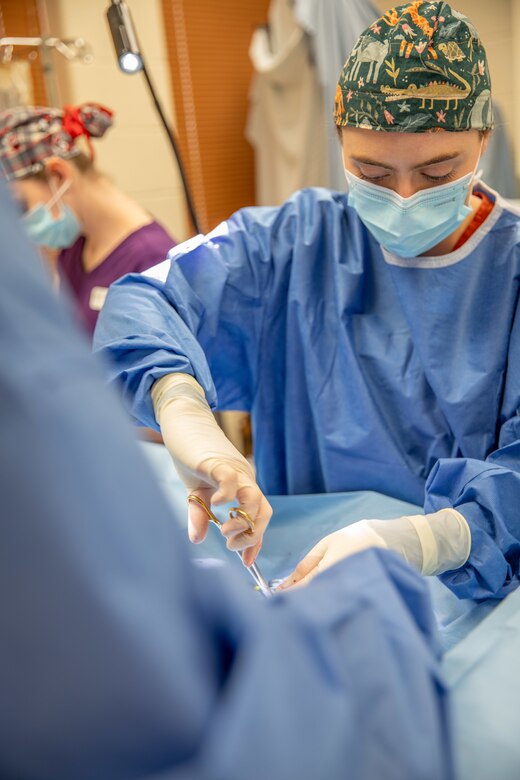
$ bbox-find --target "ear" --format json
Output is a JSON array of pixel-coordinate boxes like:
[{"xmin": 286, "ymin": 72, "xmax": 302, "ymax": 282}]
[{"xmin": 44, "ymin": 156, "xmax": 74, "ymax": 188}]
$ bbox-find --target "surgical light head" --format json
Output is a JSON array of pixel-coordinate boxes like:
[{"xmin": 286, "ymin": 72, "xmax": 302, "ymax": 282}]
[
  {"xmin": 106, "ymin": 0, "xmax": 143, "ymax": 74},
  {"xmin": 119, "ymin": 51, "xmax": 141, "ymax": 73}
]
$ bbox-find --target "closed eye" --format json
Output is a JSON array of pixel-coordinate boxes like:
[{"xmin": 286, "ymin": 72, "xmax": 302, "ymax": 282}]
[
  {"xmin": 422, "ymin": 172, "xmax": 457, "ymax": 183},
  {"xmin": 358, "ymin": 173, "xmax": 390, "ymax": 182}
]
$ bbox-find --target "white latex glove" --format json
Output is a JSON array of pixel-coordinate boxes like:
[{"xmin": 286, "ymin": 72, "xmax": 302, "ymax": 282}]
[
  {"xmin": 152, "ymin": 373, "xmax": 272, "ymax": 566},
  {"xmin": 279, "ymin": 509, "xmax": 471, "ymax": 590}
]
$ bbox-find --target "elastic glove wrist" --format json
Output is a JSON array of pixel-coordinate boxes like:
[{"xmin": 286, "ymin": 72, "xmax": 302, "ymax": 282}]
[
  {"xmin": 367, "ymin": 509, "xmax": 471, "ymax": 576},
  {"xmin": 407, "ymin": 509, "xmax": 471, "ymax": 575}
]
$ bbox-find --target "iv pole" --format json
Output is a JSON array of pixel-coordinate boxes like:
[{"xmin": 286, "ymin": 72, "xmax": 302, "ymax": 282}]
[{"xmin": 0, "ymin": 36, "xmax": 93, "ymax": 107}]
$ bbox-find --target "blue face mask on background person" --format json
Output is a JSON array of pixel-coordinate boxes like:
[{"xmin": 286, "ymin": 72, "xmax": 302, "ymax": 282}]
[
  {"xmin": 21, "ymin": 180, "xmax": 81, "ymax": 249},
  {"xmin": 344, "ymin": 162, "xmax": 480, "ymax": 258}
]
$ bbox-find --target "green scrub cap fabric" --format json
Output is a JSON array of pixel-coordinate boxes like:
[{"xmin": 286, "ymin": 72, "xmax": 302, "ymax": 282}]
[{"xmin": 334, "ymin": 1, "xmax": 493, "ymax": 132}]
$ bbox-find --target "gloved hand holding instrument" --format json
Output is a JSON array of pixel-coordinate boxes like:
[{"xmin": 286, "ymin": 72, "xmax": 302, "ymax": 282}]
[
  {"xmin": 152, "ymin": 372, "xmax": 273, "ymax": 570},
  {"xmin": 187, "ymin": 494, "xmax": 273, "ymax": 597}
]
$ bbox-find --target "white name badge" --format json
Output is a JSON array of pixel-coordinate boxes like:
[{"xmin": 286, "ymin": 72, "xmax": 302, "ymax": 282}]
[{"xmin": 89, "ymin": 286, "xmax": 108, "ymax": 311}]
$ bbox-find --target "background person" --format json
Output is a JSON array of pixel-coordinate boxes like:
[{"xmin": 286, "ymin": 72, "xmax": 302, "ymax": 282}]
[{"xmin": 0, "ymin": 102, "xmax": 176, "ymax": 339}]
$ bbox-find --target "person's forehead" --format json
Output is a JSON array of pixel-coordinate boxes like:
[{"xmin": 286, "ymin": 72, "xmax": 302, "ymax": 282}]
[{"xmin": 341, "ymin": 127, "xmax": 477, "ymax": 162}]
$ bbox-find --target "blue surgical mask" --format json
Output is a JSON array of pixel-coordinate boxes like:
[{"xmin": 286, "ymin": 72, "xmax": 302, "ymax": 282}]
[
  {"xmin": 21, "ymin": 181, "xmax": 81, "ymax": 249},
  {"xmin": 344, "ymin": 164, "xmax": 479, "ymax": 258}
]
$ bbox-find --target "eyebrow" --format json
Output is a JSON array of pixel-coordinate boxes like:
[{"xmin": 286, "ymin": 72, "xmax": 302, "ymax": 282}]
[{"xmin": 349, "ymin": 152, "xmax": 463, "ymax": 170}]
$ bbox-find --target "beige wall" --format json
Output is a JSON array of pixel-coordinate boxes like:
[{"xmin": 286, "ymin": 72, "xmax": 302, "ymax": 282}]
[
  {"xmin": 373, "ymin": 1, "xmax": 518, "ymax": 181},
  {"xmin": 44, "ymin": 0, "xmax": 189, "ymax": 242},
  {"xmin": 448, "ymin": 1, "xmax": 514, "ymax": 142}
]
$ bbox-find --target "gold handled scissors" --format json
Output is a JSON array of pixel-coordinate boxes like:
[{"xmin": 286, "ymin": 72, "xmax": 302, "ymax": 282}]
[{"xmin": 187, "ymin": 495, "xmax": 272, "ymax": 597}]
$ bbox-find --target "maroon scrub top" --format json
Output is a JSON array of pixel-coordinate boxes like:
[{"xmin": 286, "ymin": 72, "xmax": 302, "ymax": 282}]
[{"xmin": 58, "ymin": 221, "xmax": 175, "ymax": 338}]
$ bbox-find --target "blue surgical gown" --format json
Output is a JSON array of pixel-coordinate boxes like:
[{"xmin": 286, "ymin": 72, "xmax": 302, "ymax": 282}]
[
  {"xmin": 0, "ymin": 183, "xmax": 453, "ymax": 778},
  {"xmin": 94, "ymin": 182, "xmax": 520, "ymax": 601}
]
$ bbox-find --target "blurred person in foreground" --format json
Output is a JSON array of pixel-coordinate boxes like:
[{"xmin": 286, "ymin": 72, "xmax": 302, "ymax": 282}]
[{"xmin": 0, "ymin": 179, "xmax": 452, "ymax": 779}]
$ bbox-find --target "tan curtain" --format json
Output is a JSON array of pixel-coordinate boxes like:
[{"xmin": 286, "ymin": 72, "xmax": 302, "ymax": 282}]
[
  {"xmin": 161, "ymin": 0, "xmax": 270, "ymax": 234},
  {"xmin": 246, "ymin": 0, "xmax": 328, "ymax": 205}
]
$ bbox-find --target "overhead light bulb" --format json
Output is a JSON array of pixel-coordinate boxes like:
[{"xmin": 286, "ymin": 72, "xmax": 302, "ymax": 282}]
[
  {"xmin": 119, "ymin": 50, "xmax": 141, "ymax": 73},
  {"xmin": 106, "ymin": 0, "xmax": 143, "ymax": 74}
]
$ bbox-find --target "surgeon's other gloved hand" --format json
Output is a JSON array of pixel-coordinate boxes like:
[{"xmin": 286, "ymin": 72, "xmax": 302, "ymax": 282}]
[
  {"xmin": 152, "ymin": 373, "xmax": 272, "ymax": 566},
  {"xmin": 279, "ymin": 510, "xmax": 471, "ymax": 590}
]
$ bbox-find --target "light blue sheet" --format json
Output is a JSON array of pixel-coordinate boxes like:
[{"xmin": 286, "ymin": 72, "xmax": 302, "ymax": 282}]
[
  {"xmin": 143, "ymin": 440, "xmax": 520, "ymax": 777},
  {"xmin": 443, "ymin": 586, "xmax": 520, "ymax": 780}
]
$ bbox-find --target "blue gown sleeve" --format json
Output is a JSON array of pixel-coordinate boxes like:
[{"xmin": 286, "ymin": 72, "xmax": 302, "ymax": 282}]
[
  {"xmin": 93, "ymin": 199, "xmax": 294, "ymax": 428},
  {"xmin": 425, "ymin": 297, "xmax": 520, "ymax": 600},
  {"xmin": 0, "ymin": 182, "xmax": 454, "ymax": 779}
]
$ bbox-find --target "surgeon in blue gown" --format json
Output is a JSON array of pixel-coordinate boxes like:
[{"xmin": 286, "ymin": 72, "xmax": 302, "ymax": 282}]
[
  {"xmin": 0, "ymin": 179, "xmax": 454, "ymax": 778},
  {"xmin": 94, "ymin": 3, "xmax": 520, "ymax": 601}
]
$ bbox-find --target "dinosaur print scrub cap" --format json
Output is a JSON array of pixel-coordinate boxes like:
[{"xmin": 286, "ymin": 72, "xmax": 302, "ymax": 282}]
[{"xmin": 334, "ymin": 2, "xmax": 493, "ymax": 132}]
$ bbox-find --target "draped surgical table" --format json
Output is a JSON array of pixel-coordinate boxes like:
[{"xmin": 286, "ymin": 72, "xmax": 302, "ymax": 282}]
[{"xmin": 142, "ymin": 442, "xmax": 520, "ymax": 780}]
